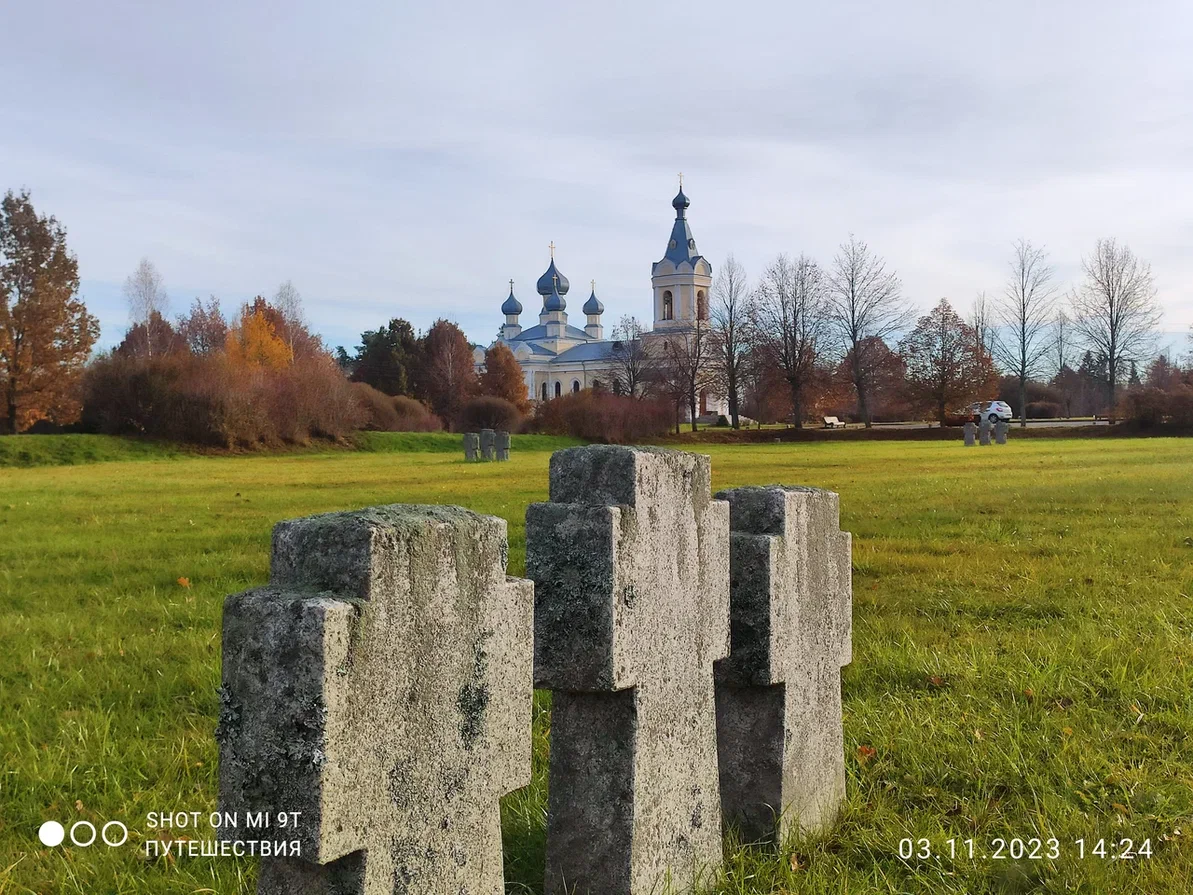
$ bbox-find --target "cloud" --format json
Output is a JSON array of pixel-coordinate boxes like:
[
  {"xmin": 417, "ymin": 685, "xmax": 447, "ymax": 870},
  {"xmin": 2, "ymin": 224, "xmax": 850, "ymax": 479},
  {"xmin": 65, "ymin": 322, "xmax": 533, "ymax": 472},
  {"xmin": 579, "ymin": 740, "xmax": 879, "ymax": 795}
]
[{"xmin": 1, "ymin": 0, "xmax": 1190, "ymax": 351}]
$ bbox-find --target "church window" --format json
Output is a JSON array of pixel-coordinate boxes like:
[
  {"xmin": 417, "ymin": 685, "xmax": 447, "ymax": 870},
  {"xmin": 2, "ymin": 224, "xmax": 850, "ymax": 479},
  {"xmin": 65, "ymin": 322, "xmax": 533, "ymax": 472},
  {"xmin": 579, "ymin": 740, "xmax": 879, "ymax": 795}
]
[
  {"xmin": 572, "ymin": 380, "xmax": 581, "ymax": 393},
  {"xmin": 688, "ymin": 238, "xmax": 695, "ymax": 249},
  {"xmin": 696, "ymin": 290, "xmax": 708, "ymax": 320},
  {"xmin": 662, "ymin": 290, "xmax": 673, "ymax": 321},
  {"xmin": 554, "ymin": 381, "xmax": 562, "ymax": 398},
  {"xmin": 541, "ymin": 382, "xmax": 548, "ymax": 401},
  {"xmin": 612, "ymin": 378, "xmax": 624, "ymax": 396}
]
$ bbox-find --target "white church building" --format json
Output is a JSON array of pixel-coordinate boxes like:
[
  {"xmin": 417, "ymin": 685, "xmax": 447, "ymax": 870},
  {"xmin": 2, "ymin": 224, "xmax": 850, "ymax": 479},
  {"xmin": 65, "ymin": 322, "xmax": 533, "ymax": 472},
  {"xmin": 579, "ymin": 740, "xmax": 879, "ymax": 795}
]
[{"xmin": 473, "ymin": 183, "xmax": 726, "ymax": 416}]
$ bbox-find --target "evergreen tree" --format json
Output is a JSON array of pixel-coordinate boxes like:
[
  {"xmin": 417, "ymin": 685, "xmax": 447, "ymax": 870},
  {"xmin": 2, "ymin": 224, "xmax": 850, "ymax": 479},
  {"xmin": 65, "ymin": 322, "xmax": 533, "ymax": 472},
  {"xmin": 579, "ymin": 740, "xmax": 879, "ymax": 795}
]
[{"xmin": 349, "ymin": 318, "xmax": 422, "ymax": 396}]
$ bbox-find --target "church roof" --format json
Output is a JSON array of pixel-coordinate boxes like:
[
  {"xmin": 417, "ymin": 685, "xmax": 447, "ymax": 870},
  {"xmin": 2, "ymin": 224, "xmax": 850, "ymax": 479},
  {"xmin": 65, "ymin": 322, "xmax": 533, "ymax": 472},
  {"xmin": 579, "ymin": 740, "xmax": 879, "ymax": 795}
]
[
  {"xmin": 536, "ymin": 258, "xmax": 570, "ymax": 296},
  {"xmin": 661, "ymin": 185, "xmax": 703, "ymax": 266},
  {"xmin": 551, "ymin": 341, "xmax": 618, "ymax": 363},
  {"xmin": 501, "ymin": 284, "xmax": 522, "ymax": 315},
  {"xmin": 510, "ymin": 323, "xmax": 591, "ymax": 342},
  {"xmin": 543, "ymin": 280, "xmax": 566, "ymax": 312},
  {"xmin": 582, "ymin": 287, "xmax": 603, "ymax": 315}
]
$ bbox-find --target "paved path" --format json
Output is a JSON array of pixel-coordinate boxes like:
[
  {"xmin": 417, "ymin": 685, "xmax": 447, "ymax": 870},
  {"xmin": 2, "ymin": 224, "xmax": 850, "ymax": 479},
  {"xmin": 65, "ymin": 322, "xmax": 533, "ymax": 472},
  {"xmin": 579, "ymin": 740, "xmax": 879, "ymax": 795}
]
[{"xmin": 869, "ymin": 419, "xmax": 1110, "ymax": 430}]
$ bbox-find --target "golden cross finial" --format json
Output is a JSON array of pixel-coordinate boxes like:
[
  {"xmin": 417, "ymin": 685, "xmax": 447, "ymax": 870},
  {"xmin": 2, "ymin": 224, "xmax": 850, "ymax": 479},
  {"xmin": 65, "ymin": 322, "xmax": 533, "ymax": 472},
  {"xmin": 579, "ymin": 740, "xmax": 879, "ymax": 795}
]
[
  {"xmin": 678, "ymin": 172, "xmax": 684, "ymax": 189},
  {"xmin": 548, "ymin": 241, "xmax": 555, "ymax": 259},
  {"xmin": 508, "ymin": 278, "xmax": 514, "ymax": 291},
  {"xmin": 591, "ymin": 279, "xmax": 596, "ymax": 291}
]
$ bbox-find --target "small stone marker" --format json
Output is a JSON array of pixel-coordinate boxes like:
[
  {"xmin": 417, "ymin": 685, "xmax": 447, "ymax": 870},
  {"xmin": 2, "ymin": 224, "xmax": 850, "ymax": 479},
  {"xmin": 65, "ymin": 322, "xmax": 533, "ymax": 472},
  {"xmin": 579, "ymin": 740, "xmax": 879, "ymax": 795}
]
[
  {"xmin": 217, "ymin": 505, "xmax": 533, "ymax": 894},
  {"xmin": 527, "ymin": 445, "xmax": 730, "ymax": 895},
  {"xmin": 480, "ymin": 428, "xmax": 496, "ymax": 461},
  {"xmin": 963, "ymin": 421, "xmax": 976, "ymax": 446},
  {"xmin": 995, "ymin": 421, "xmax": 1008, "ymax": 444},
  {"xmin": 464, "ymin": 432, "xmax": 479, "ymax": 461},
  {"xmin": 495, "ymin": 430, "xmax": 510, "ymax": 462},
  {"xmin": 714, "ymin": 486, "xmax": 852, "ymax": 843},
  {"xmin": 979, "ymin": 418, "xmax": 992, "ymax": 446}
]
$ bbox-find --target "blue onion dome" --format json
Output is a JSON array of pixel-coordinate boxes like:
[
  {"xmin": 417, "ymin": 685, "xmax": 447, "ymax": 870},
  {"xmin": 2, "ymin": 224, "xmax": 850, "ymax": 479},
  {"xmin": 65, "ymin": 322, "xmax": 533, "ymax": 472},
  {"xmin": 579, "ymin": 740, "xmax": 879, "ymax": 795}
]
[
  {"xmin": 672, "ymin": 187, "xmax": 690, "ymax": 212},
  {"xmin": 536, "ymin": 257, "xmax": 570, "ymax": 296},
  {"xmin": 582, "ymin": 287, "xmax": 603, "ymax": 315},
  {"xmin": 543, "ymin": 277, "xmax": 566, "ymax": 312},
  {"xmin": 501, "ymin": 283, "xmax": 522, "ymax": 315}
]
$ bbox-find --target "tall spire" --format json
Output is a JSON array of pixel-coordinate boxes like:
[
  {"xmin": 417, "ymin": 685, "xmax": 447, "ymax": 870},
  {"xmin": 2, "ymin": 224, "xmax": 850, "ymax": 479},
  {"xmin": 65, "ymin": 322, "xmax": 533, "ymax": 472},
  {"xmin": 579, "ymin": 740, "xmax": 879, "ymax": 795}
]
[{"xmin": 664, "ymin": 180, "xmax": 698, "ymax": 263}]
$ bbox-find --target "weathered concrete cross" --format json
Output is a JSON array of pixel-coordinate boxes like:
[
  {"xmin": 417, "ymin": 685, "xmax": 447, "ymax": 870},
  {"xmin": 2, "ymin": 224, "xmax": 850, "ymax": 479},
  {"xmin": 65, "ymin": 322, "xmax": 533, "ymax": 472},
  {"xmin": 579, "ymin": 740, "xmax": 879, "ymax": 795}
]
[
  {"xmin": 217, "ymin": 505, "xmax": 533, "ymax": 894},
  {"xmin": 527, "ymin": 445, "xmax": 730, "ymax": 894},
  {"xmin": 714, "ymin": 486, "xmax": 852, "ymax": 842}
]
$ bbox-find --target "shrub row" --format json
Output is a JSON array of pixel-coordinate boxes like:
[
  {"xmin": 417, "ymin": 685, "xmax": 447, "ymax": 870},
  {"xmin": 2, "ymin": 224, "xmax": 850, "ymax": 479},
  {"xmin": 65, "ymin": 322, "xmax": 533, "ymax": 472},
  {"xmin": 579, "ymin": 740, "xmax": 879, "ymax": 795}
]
[
  {"xmin": 525, "ymin": 391, "xmax": 673, "ymax": 444},
  {"xmin": 82, "ymin": 353, "xmax": 365, "ymax": 447}
]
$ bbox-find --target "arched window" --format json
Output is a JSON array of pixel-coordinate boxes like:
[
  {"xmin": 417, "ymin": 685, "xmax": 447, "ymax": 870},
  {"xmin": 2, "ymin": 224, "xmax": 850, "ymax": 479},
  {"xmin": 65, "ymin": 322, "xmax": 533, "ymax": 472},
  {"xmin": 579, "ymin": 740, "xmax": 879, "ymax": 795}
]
[
  {"xmin": 572, "ymin": 380, "xmax": 581, "ymax": 393},
  {"xmin": 591, "ymin": 378, "xmax": 603, "ymax": 391},
  {"xmin": 662, "ymin": 290, "xmax": 673, "ymax": 321},
  {"xmin": 696, "ymin": 290, "xmax": 708, "ymax": 320},
  {"xmin": 554, "ymin": 381, "xmax": 562, "ymax": 398},
  {"xmin": 612, "ymin": 378, "xmax": 624, "ymax": 396},
  {"xmin": 541, "ymin": 382, "xmax": 548, "ymax": 401}
]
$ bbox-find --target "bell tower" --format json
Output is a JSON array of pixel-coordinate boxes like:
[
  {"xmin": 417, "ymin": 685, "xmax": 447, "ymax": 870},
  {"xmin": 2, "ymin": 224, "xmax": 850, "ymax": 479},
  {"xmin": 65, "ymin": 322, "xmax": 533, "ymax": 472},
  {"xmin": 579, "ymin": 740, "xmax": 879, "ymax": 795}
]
[{"xmin": 651, "ymin": 175, "xmax": 712, "ymax": 331}]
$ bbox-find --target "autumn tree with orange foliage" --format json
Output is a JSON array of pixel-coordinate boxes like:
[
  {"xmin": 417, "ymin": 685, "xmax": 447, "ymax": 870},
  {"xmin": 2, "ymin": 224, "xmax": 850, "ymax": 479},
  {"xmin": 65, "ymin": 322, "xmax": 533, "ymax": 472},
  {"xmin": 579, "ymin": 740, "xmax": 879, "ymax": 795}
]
[
  {"xmin": 0, "ymin": 190, "xmax": 99, "ymax": 432},
  {"xmin": 225, "ymin": 303, "xmax": 293, "ymax": 370},
  {"xmin": 479, "ymin": 342, "xmax": 529, "ymax": 412},
  {"xmin": 899, "ymin": 299, "xmax": 997, "ymax": 424}
]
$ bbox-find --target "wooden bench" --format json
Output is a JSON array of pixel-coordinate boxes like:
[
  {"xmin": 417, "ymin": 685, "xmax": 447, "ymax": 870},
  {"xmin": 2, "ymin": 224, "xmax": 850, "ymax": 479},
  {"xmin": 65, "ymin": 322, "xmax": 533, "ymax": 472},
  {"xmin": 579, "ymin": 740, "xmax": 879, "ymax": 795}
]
[{"xmin": 823, "ymin": 416, "xmax": 845, "ymax": 429}]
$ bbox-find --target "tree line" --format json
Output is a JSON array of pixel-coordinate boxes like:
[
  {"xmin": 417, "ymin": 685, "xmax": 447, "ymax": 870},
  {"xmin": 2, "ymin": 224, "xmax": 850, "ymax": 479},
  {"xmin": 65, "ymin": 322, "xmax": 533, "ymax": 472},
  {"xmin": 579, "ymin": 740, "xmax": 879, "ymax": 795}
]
[
  {"xmin": 3, "ymin": 187, "xmax": 1189, "ymax": 438},
  {"xmin": 666, "ymin": 234, "xmax": 1180, "ymax": 430}
]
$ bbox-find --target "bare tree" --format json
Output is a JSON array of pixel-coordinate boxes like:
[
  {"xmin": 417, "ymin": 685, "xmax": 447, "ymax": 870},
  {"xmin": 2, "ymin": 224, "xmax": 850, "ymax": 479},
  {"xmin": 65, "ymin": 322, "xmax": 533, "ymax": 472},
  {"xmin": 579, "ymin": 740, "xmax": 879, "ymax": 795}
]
[
  {"xmin": 825, "ymin": 235, "xmax": 909, "ymax": 427},
  {"xmin": 610, "ymin": 315, "xmax": 652, "ymax": 398},
  {"xmin": 751, "ymin": 254, "xmax": 828, "ymax": 428},
  {"xmin": 1071, "ymin": 238, "xmax": 1162, "ymax": 420},
  {"xmin": 1051, "ymin": 308, "xmax": 1071, "ymax": 378},
  {"xmin": 995, "ymin": 240, "xmax": 1057, "ymax": 427},
  {"xmin": 123, "ymin": 258, "xmax": 169, "ymax": 357},
  {"xmin": 654, "ymin": 318, "xmax": 713, "ymax": 432},
  {"xmin": 969, "ymin": 291, "xmax": 997, "ymax": 359},
  {"xmin": 273, "ymin": 280, "xmax": 304, "ymax": 354},
  {"xmin": 709, "ymin": 254, "xmax": 749, "ymax": 428}
]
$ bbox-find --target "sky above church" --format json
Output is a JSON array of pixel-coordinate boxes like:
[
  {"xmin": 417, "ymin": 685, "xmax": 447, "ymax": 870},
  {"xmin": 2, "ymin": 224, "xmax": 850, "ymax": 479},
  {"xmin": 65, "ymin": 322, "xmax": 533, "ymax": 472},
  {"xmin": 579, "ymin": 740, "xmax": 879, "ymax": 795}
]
[{"xmin": 2, "ymin": 0, "xmax": 1191, "ymax": 355}]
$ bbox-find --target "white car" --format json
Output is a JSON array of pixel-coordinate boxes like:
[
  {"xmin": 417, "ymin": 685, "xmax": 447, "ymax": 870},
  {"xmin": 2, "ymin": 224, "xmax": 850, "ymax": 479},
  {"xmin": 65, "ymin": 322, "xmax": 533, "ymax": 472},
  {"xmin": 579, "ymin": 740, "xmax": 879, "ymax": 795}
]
[{"xmin": 969, "ymin": 401, "xmax": 1013, "ymax": 423}]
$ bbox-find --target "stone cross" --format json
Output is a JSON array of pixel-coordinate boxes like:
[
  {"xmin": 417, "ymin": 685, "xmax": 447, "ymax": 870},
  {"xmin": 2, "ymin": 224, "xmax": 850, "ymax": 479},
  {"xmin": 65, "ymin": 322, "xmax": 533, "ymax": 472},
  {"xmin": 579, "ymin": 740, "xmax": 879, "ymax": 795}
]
[
  {"xmin": 713, "ymin": 486, "xmax": 852, "ymax": 843},
  {"xmin": 480, "ymin": 428, "xmax": 496, "ymax": 461},
  {"xmin": 495, "ymin": 431, "xmax": 510, "ymax": 462},
  {"xmin": 963, "ymin": 421, "xmax": 976, "ymax": 446},
  {"xmin": 464, "ymin": 432, "xmax": 479, "ymax": 461},
  {"xmin": 217, "ymin": 505, "xmax": 533, "ymax": 895},
  {"xmin": 995, "ymin": 420, "xmax": 1008, "ymax": 444},
  {"xmin": 527, "ymin": 446, "xmax": 730, "ymax": 895},
  {"xmin": 979, "ymin": 418, "xmax": 992, "ymax": 446}
]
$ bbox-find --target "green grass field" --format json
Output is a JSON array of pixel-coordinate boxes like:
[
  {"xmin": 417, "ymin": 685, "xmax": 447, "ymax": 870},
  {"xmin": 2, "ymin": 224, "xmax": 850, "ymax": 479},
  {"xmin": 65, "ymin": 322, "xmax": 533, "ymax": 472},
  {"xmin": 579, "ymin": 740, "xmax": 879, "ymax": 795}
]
[{"xmin": 2, "ymin": 435, "xmax": 1191, "ymax": 893}]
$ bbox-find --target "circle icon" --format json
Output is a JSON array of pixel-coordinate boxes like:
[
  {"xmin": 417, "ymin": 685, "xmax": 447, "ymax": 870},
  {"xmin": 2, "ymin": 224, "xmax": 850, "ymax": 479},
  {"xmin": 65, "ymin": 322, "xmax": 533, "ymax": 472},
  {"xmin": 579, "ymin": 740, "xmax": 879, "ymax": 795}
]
[
  {"xmin": 38, "ymin": 821, "xmax": 65, "ymax": 847},
  {"xmin": 70, "ymin": 821, "xmax": 97, "ymax": 847},
  {"xmin": 102, "ymin": 821, "xmax": 129, "ymax": 847}
]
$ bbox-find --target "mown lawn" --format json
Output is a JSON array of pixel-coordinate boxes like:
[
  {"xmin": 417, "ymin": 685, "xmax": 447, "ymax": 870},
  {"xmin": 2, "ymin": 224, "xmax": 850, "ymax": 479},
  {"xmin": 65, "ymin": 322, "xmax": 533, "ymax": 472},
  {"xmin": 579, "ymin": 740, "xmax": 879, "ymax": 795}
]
[{"xmin": 1, "ymin": 435, "xmax": 1191, "ymax": 894}]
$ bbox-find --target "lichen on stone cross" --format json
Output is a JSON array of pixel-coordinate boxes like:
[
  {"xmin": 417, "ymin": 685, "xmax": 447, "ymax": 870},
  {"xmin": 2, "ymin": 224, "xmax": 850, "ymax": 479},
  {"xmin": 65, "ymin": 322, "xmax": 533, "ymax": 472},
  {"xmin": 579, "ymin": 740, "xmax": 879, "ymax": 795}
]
[
  {"xmin": 217, "ymin": 504, "xmax": 533, "ymax": 895},
  {"xmin": 713, "ymin": 486, "xmax": 852, "ymax": 842},
  {"xmin": 526, "ymin": 445, "xmax": 731, "ymax": 895}
]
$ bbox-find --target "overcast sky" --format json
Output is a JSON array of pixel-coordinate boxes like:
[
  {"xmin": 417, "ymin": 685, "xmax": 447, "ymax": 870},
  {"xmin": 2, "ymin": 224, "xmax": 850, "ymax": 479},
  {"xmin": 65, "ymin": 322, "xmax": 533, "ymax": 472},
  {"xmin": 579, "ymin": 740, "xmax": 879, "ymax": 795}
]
[{"xmin": 2, "ymin": 0, "xmax": 1190, "ymax": 355}]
